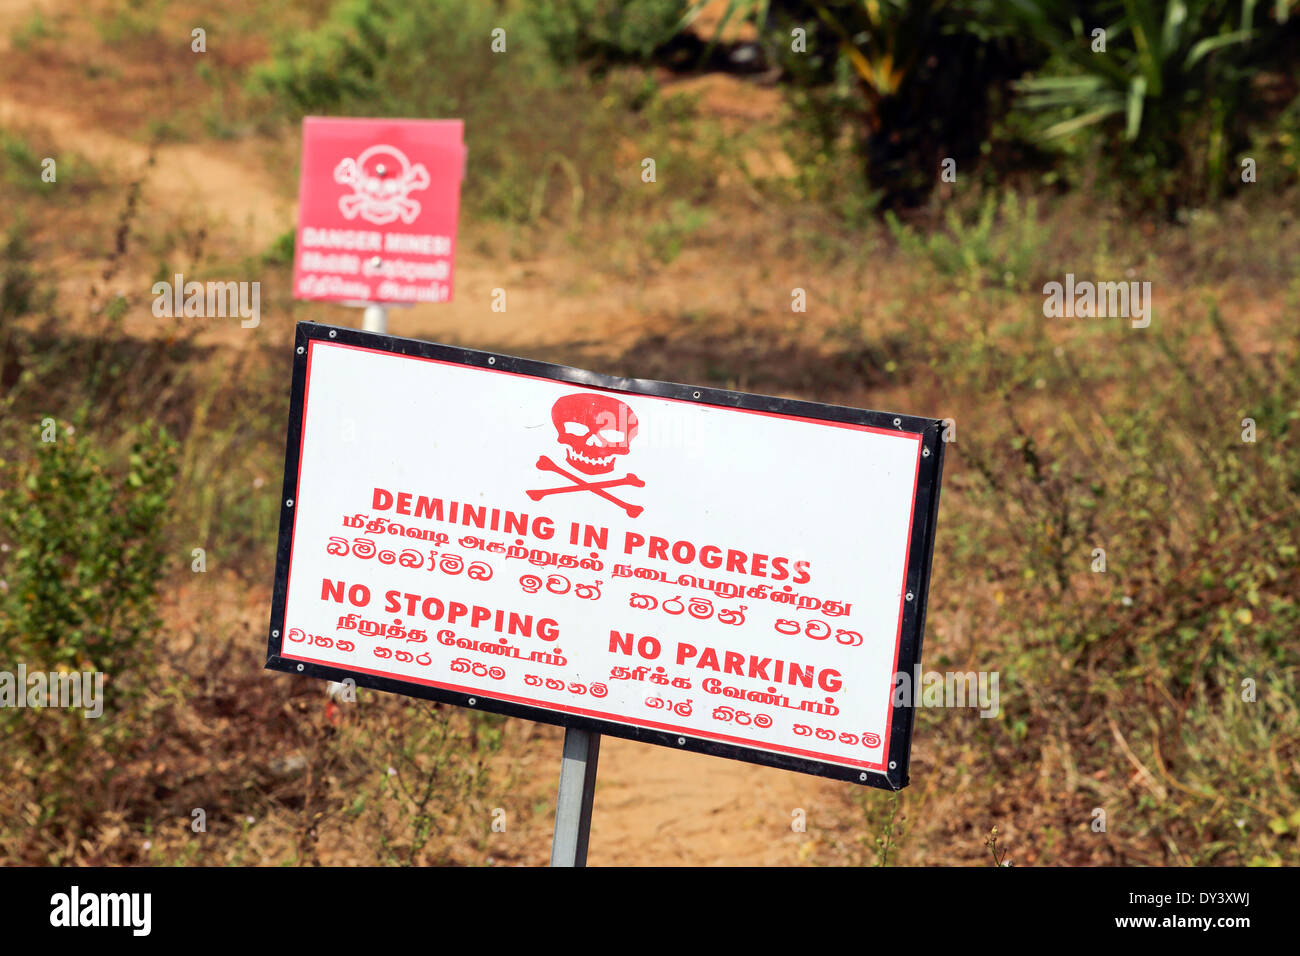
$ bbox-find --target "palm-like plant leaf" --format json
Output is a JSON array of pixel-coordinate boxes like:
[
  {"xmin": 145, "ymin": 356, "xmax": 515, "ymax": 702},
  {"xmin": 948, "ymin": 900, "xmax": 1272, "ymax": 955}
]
[{"xmin": 1008, "ymin": 0, "xmax": 1262, "ymax": 144}]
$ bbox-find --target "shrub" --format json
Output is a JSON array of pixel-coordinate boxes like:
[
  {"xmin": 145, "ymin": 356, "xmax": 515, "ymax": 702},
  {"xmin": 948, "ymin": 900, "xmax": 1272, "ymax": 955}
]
[
  {"xmin": 529, "ymin": 0, "xmax": 688, "ymax": 64},
  {"xmin": 0, "ymin": 418, "xmax": 177, "ymax": 863},
  {"xmin": 250, "ymin": 0, "xmax": 395, "ymax": 115},
  {"xmin": 885, "ymin": 191, "xmax": 1046, "ymax": 291},
  {"xmin": 0, "ymin": 420, "xmax": 178, "ymax": 681},
  {"xmin": 1005, "ymin": 0, "xmax": 1296, "ymax": 212},
  {"xmin": 759, "ymin": 0, "xmax": 1033, "ymax": 209}
]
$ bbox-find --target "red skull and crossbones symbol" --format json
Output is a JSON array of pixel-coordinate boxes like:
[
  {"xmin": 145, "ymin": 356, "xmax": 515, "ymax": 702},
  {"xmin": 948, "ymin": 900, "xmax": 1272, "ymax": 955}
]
[{"xmin": 527, "ymin": 393, "xmax": 644, "ymax": 517}]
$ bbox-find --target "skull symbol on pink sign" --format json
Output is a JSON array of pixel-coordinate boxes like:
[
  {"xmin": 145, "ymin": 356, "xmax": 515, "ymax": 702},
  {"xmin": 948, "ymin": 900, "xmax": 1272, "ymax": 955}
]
[{"xmin": 333, "ymin": 144, "xmax": 430, "ymax": 225}]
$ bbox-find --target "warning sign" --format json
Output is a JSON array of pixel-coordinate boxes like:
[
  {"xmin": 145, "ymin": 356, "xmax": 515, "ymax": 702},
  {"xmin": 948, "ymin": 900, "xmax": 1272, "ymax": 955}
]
[
  {"xmin": 292, "ymin": 117, "xmax": 464, "ymax": 304},
  {"xmin": 266, "ymin": 323, "xmax": 945, "ymax": 788}
]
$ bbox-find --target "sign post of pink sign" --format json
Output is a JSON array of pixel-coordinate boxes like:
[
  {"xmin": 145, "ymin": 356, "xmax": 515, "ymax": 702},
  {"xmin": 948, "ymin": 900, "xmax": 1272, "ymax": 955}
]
[{"xmin": 292, "ymin": 117, "xmax": 464, "ymax": 305}]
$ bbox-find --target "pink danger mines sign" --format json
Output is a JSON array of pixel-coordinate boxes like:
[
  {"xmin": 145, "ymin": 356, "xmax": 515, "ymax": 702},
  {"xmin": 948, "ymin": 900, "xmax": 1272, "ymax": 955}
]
[{"xmin": 292, "ymin": 117, "xmax": 464, "ymax": 305}]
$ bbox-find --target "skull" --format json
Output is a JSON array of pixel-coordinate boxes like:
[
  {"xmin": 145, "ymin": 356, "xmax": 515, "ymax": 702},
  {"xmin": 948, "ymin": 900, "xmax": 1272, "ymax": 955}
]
[
  {"xmin": 333, "ymin": 144, "xmax": 430, "ymax": 225},
  {"xmin": 551, "ymin": 393, "xmax": 639, "ymax": 475}
]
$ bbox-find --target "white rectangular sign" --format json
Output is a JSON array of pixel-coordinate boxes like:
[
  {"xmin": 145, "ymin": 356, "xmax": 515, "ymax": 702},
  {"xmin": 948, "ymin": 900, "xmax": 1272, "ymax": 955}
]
[{"xmin": 267, "ymin": 323, "xmax": 944, "ymax": 787}]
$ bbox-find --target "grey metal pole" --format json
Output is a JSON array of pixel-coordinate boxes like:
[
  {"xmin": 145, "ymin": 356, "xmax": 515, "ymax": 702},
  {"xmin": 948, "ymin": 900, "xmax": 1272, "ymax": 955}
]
[
  {"xmin": 362, "ymin": 303, "xmax": 387, "ymax": 333},
  {"xmin": 550, "ymin": 727, "xmax": 600, "ymax": 867}
]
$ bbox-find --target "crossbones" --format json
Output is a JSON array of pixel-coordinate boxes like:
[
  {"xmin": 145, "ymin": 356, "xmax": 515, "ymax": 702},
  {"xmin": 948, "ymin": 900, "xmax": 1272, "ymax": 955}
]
[
  {"xmin": 526, "ymin": 456, "xmax": 644, "ymax": 517},
  {"xmin": 333, "ymin": 144, "xmax": 430, "ymax": 225}
]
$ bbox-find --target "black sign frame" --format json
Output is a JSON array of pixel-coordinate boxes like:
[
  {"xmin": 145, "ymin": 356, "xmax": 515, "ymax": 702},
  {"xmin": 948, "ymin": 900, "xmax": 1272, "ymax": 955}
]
[{"xmin": 266, "ymin": 321, "xmax": 945, "ymax": 790}]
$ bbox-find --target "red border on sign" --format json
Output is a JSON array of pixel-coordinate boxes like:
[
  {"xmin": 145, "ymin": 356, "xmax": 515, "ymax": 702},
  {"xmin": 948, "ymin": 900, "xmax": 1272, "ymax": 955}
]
[{"xmin": 282, "ymin": 339, "xmax": 923, "ymax": 772}]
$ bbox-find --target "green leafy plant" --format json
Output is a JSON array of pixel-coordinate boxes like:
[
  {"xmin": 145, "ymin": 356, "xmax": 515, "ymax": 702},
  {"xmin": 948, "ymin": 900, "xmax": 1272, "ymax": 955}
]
[
  {"xmin": 0, "ymin": 418, "xmax": 177, "ymax": 863},
  {"xmin": 1006, "ymin": 0, "xmax": 1286, "ymax": 210},
  {"xmin": 646, "ymin": 199, "xmax": 713, "ymax": 264},
  {"xmin": 885, "ymin": 191, "xmax": 1045, "ymax": 290},
  {"xmin": 362, "ymin": 703, "xmax": 505, "ymax": 865},
  {"xmin": 530, "ymin": 0, "xmax": 689, "ymax": 64},
  {"xmin": 0, "ymin": 420, "xmax": 178, "ymax": 679},
  {"xmin": 758, "ymin": 0, "xmax": 1030, "ymax": 208},
  {"xmin": 251, "ymin": 0, "xmax": 394, "ymax": 114}
]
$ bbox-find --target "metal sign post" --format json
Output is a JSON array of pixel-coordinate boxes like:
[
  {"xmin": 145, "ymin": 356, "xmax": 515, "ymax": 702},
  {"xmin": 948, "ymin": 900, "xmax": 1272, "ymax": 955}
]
[
  {"xmin": 549, "ymin": 728, "xmax": 601, "ymax": 867},
  {"xmin": 362, "ymin": 303, "xmax": 388, "ymax": 334}
]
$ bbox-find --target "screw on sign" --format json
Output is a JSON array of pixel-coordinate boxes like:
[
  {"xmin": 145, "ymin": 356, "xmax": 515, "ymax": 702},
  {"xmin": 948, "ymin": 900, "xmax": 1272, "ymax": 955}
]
[{"xmin": 527, "ymin": 394, "xmax": 644, "ymax": 517}]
